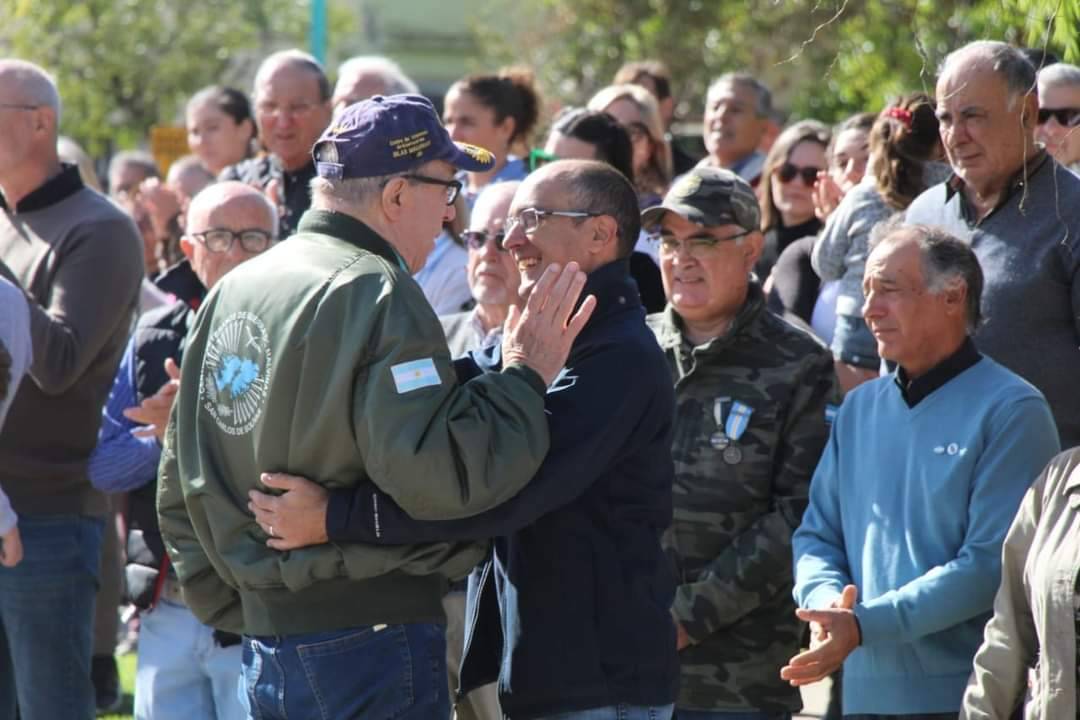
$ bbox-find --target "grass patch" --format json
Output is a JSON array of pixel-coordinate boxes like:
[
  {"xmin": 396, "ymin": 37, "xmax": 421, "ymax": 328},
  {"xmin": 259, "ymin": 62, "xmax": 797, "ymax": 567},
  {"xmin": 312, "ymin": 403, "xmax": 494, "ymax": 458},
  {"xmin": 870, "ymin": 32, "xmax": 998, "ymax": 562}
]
[{"xmin": 98, "ymin": 651, "xmax": 135, "ymax": 719}]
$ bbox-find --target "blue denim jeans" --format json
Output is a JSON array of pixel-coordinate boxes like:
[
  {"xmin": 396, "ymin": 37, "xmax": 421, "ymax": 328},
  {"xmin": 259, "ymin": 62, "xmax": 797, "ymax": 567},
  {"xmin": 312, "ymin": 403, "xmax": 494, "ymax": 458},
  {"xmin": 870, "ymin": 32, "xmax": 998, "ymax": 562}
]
[
  {"xmin": 135, "ymin": 599, "xmax": 246, "ymax": 720},
  {"xmin": 535, "ymin": 704, "xmax": 675, "ymax": 720},
  {"xmin": 0, "ymin": 514, "xmax": 104, "ymax": 720},
  {"xmin": 675, "ymin": 710, "xmax": 791, "ymax": 720},
  {"xmin": 241, "ymin": 622, "xmax": 447, "ymax": 720}
]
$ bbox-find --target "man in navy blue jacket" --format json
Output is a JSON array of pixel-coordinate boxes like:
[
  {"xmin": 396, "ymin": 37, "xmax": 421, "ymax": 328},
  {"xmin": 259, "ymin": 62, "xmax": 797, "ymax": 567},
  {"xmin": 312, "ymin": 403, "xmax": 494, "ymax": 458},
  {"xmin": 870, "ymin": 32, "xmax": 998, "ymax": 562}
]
[{"xmin": 249, "ymin": 159, "xmax": 680, "ymax": 720}]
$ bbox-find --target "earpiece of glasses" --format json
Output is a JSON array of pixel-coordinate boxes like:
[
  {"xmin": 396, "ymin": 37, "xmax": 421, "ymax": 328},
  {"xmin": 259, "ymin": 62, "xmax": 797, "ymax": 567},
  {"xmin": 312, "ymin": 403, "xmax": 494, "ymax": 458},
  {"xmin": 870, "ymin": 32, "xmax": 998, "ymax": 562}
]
[{"xmin": 462, "ymin": 230, "xmax": 508, "ymax": 251}]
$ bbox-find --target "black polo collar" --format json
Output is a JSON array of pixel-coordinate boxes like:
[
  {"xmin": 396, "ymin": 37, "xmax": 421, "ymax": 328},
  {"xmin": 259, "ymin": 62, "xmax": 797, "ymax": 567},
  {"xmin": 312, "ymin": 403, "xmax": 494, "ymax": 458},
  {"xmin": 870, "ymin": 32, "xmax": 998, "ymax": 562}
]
[
  {"xmin": 895, "ymin": 336, "xmax": 981, "ymax": 408},
  {"xmin": 0, "ymin": 163, "xmax": 84, "ymax": 214}
]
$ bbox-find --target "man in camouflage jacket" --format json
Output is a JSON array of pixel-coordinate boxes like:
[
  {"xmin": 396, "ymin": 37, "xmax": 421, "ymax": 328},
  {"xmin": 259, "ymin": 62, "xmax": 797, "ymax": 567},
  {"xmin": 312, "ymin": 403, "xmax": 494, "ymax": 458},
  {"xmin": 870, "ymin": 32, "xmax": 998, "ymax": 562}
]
[{"xmin": 643, "ymin": 167, "xmax": 840, "ymax": 717}]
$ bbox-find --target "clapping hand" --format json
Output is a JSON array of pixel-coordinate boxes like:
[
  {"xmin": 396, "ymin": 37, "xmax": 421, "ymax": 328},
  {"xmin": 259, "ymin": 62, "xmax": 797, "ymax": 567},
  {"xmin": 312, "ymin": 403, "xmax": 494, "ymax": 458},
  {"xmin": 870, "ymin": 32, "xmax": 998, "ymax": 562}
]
[{"xmin": 780, "ymin": 584, "xmax": 860, "ymax": 686}]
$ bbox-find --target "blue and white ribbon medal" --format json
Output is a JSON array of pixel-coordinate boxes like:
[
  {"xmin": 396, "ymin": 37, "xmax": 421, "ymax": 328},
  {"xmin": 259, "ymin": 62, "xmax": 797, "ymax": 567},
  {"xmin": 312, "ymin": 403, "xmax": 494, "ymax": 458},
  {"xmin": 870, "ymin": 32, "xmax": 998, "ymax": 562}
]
[{"xmin": 722, "ymin": 401, "xmax": 754, "ymax": 464}]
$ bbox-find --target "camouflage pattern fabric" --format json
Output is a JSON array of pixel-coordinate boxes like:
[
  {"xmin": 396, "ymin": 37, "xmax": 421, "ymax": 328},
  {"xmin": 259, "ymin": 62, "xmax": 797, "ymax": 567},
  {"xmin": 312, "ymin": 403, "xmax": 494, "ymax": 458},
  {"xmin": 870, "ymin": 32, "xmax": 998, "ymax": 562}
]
[{"xmin": 647, "ymin": 282, "xmax": 840, "ymax": 713}]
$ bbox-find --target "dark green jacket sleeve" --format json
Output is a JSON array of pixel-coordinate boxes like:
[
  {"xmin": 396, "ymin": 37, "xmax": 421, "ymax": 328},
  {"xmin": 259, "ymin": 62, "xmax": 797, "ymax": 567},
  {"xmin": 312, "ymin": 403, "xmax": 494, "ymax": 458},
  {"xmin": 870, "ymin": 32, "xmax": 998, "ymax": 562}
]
[
  {"xmin": 350, "ymin": 266, "xmax": 550, "ymax": 521},
  {"xmin": 157, "ymin": 405, "xmax": 244, "ymax": 633}
]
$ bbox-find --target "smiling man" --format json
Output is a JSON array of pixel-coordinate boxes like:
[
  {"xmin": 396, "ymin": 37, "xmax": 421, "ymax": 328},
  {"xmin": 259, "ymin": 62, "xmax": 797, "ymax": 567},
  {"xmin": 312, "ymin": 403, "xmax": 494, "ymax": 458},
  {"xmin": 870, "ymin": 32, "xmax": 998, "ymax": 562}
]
[
  {"xmin": 158, "ymin": 97, "xmax": 595, "ymax": 720},
  {"xmin": 788, "ymin": 224, "xmax": 1059, "ymax": 719},
  {"xmin": 695, "ymin": 74, "xmax": 773, "ymax": 186},
  {"xmin": 642, "ymin": 167, "xmax": 839, "ymax": 720},
  {"xmin": 249, "ymin": 159, "xmax": 681, "ymax": 720},
  {"xmin": 905, "ymin": 40, "xmax": 1080, "ymax": 450}
]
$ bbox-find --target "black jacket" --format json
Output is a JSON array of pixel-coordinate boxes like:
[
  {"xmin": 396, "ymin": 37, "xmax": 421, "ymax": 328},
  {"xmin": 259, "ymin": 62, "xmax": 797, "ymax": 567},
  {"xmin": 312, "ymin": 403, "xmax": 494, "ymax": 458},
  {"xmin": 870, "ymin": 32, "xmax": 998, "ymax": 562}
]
[
  {"xmin": 326, "ymin": 260, "xmax": 680, "ymax": 718},
  {"xmin": 126, "ymin": 301, "xmax": 191, "ymax": 608}
]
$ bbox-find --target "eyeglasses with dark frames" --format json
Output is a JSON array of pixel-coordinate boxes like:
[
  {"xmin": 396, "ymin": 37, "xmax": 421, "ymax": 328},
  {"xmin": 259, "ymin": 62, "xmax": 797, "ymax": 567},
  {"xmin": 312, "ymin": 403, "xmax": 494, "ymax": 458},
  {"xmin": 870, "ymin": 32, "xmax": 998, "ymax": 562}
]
[
  {"xmin": 462, "ymin": 229, "xmax": 509, "ymax": 252},
  {"xmin": 653, "ymin": 228, "xmax": 753, "ymax": 258},
  {"xmin": 776, "ymin": 162, "xmax": 822, "ymax": 186},
  {"xmin": 188, "ymin": 228, "xmax": 273, "ymax": 254},
  {"xmin": 505, "ymin": 208, "xmax": 600, "ymax": 236},
  {"xmin": 403, "ymin": 173, "xmax": 462, "ymax": 205}
]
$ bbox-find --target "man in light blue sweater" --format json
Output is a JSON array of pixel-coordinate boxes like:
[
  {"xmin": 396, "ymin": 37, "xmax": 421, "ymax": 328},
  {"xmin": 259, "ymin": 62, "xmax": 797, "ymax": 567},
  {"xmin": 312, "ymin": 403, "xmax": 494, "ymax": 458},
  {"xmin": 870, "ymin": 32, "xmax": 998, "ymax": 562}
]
[{"xmin": 786, "ymin": 224, "xmax": 1060, "ymax": 718}]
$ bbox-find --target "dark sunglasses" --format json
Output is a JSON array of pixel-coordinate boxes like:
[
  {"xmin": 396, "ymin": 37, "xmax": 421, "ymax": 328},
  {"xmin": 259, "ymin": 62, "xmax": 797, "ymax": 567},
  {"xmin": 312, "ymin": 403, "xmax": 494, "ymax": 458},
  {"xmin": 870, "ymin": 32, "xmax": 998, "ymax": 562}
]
[
  {"xmin": 1037, "ymin": 107, "xmax": 1080, "ymax": 127},
  {"xmin": 462, "ymin": 229, "xmax": 508, "ymax": 251},
  {"xmin": 776, "ymin": 162, "xmax": 822, "ymax": 186}
]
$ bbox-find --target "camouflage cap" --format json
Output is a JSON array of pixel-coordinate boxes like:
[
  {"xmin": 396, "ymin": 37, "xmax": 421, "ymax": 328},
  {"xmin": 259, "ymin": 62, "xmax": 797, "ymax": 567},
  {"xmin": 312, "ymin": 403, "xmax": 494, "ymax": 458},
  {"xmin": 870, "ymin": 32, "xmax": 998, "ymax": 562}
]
[{"xmin": 641, "ymin": 167, "xmax": 760, "ymax": 232}]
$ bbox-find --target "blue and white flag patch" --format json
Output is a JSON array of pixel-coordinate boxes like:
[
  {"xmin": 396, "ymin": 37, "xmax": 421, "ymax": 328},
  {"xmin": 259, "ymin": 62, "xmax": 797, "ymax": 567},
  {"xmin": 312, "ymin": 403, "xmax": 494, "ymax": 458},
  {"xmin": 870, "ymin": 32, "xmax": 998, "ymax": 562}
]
[{"xmin": 391, "ymin": 358, "xmax": 441, "ymax": 394}]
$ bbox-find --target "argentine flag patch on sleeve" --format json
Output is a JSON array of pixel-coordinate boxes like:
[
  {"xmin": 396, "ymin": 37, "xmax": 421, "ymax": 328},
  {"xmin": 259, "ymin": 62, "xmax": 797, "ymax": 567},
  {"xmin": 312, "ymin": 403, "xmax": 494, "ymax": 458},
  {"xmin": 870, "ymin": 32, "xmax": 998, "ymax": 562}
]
[{"xmin": 391, "ymin": 358, "xmax": 441, "ymax": 394}]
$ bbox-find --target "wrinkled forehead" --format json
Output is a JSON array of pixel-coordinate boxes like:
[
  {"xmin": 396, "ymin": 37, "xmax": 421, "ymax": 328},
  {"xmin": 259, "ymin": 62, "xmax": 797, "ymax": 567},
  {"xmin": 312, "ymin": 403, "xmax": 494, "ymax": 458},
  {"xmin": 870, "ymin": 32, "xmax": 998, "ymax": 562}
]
[
  {"xmin": 936, "ymin": 62, "xmax": 1010, "ymax": 109},
  {"xmin": 470, "ymin": 187, "xmax": 517, "ymax": 231},
  {"xmin": 865, "ymin": 234, "xmax": 924, "ymax": 281}
]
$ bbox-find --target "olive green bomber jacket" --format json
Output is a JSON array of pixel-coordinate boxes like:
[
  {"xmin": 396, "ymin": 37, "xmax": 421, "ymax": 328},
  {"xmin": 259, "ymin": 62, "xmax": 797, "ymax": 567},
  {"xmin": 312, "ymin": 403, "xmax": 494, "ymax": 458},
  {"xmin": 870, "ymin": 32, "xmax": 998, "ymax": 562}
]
[{"xmin": 157, "ymin": 209, "xmax": 549, "ymax": 636}]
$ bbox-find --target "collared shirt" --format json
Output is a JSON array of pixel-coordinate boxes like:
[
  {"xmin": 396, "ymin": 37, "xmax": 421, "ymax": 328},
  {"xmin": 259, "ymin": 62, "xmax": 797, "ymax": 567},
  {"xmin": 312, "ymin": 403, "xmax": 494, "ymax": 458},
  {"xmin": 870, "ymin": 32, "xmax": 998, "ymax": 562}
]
[
  {"xmin": 895, "ymin": 336, "xmax": 981, "ymax": 408},
  {"xmin": 944, "ymin": 150, "xmax": 1049, "ymax": 226},
  {"xmin": 0, "ymin": 163, "xmax": 83, "ymax": 213}
]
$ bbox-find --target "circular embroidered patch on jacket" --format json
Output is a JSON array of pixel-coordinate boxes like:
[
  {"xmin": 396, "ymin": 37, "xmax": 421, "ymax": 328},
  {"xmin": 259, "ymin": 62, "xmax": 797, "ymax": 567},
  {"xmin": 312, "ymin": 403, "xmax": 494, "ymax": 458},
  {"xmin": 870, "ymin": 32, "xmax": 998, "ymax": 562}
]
[{"xmin": 200, "ymin": 311, "xmax": 272, "ymax": 436}]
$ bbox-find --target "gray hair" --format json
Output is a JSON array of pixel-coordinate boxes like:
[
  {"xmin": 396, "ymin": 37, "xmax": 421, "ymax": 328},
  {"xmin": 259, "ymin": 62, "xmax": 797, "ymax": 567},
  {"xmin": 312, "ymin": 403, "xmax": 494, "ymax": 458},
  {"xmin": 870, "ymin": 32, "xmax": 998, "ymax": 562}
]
[
  {"xmin": 310, "ymin": 174, "xmax": 399, "ymax": 209},
  {"xmin": 871, "ymin": 222, "xmax": 984, "ymax": 333},
  {"xmin": 335, "ymin": 56, "xmax": 418, "ymax": 97},
  {"xmin": 940, "ymin": 41, "xmax": 1036, "ymax": 108},
  {"xmin": 254, "ymin": 49, "xmax": 331, "ymax": 102},
  {"xmin": 166, "ymin": 155, "xmax": 214, "ymax": 184},
  {"xmin": 1038, "ymin": 62, "xmax": 1080, "ymax": 94},
  {"xmin": 0, "ymin": 59, "xmax": 61, "ymax": 122},
  {"xmin": 707, "ymin": 72, "xmax": 773, "ymax": 118},
  {"xmin": 108, "ymin": 150, "xmax": 159, "ymax": 182}
]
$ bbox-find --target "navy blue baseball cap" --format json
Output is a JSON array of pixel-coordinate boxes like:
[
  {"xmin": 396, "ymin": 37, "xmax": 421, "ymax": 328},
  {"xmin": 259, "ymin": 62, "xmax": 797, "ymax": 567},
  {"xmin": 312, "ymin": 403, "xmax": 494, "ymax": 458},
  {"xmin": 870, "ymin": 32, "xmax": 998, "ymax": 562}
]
[{"xmin": 312, "ymin": 94, "xmax": 497, "ymax": 179}]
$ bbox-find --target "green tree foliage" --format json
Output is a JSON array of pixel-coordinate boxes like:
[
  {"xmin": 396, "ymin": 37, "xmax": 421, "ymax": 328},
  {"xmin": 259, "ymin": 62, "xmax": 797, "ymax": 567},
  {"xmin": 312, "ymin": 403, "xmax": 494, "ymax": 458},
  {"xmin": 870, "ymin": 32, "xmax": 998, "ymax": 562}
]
[
  {"xmin": 0, "ymin": 0, "xmax": 356, "ymax": 155},
  {"xmin": 480, "ymin": 0, "xmax": 1078, "ymax": 126}
]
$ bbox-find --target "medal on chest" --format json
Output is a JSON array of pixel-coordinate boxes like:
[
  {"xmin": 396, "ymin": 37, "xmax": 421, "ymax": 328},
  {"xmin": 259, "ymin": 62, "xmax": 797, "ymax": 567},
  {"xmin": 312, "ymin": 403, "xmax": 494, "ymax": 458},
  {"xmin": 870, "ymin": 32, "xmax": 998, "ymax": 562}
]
[{"xmin": 710, "ymin": 397, "xmax": 753, "ymax": 464}]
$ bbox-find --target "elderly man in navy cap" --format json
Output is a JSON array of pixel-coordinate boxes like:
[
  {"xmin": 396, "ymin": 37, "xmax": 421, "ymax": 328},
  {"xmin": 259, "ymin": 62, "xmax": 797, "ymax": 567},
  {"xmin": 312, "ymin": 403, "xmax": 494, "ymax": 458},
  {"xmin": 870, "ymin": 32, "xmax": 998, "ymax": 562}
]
[{"xmin": 157, "ymin": 95, "xmax": 596, "ymax": 719}]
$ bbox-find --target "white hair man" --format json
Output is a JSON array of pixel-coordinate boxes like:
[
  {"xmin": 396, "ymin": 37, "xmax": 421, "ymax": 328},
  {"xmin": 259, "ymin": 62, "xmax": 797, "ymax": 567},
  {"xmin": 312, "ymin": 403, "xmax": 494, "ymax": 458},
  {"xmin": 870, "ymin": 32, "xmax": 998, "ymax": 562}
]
[
  {"xmin": 1035, "ymin": 62, "xmax": 1080, "ymax": 173},
  {"xmin": 0, "ymin": 58, "xmax": 144, "ymax": 720},
  {"xmin": 332, "ymin": 55, "xmax": 419, "ymax": 115},
  {"xmin": 905, "ymin": 40, "xmax": 1080, "ymax": 451}
]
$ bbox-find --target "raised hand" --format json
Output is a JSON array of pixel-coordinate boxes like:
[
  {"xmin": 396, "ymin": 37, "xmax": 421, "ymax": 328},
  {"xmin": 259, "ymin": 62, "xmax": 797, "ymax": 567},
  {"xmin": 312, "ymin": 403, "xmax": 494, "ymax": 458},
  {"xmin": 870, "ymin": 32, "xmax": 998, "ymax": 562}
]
[
  {"xmin": 125, "ymin": 357, "xmax": 181, "ymax": 441},
  {"xmin": 502, "ymin": 262, "xmax": 596, "ymax": 387}
]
